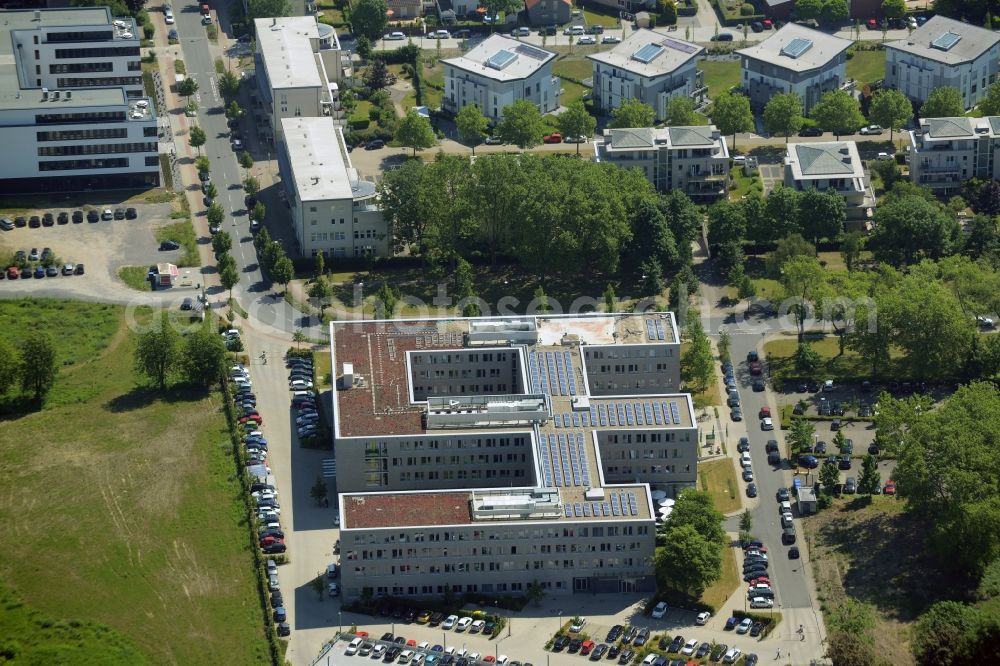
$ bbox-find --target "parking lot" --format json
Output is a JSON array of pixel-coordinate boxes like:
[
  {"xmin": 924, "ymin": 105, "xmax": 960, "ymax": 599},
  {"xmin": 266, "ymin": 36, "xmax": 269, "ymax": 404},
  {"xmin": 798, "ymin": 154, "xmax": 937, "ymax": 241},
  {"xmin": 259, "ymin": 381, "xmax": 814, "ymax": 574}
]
[{"xmin": 0, "ymin": 200, "xmax": 187, "ymax": 300}]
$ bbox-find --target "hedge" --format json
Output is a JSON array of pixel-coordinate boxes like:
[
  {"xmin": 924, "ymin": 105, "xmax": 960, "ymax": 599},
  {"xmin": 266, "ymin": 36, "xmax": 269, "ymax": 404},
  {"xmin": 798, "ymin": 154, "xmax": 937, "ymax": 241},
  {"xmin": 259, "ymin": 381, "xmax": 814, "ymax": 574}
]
[{"xmin": 731, "ymin": 609, "xmax": 782, "ymax": 639}]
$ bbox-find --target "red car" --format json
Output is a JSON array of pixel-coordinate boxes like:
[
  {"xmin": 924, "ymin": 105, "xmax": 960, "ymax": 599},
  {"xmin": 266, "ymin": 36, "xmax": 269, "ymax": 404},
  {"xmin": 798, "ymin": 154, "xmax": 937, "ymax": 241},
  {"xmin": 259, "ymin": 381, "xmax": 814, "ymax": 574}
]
[
  {"xmin": 580, "ymin": 641, "xmax": 595, "ymax": 655},
  {"xmin": 867, "ymin": 18, "xmax": 878, "ymax": 29},
  {"xmin": 239, "ymin": 414, "xmax": 263, "ymax": 425},
  {"xmin": 762, "ymin": 18, "xmax": 772, "ymax": 29},
  {"xmin": 883, "ymin": 480, "xmax": 896, "ymax": 495},
  {"xmin": 260, "ymin": 535, "xmax": 283, "ymax": 546},
  {"xmin": 6, "ymin": 266, "xmax": 18, "ymax": 280},
  {"xmin": 749, "ymin": 360, "xmax": 763, "ymax": 375},
  {"xmin": 543, "ymin": 132, "xmax": 563, "ymax": 144},
  {"xmin": 750, "ymin": 576, "xmax": 771, "ymax": 586},
  {"xmin": 759, "ymin": 406, "xmax": 771, "ymax": 419}
]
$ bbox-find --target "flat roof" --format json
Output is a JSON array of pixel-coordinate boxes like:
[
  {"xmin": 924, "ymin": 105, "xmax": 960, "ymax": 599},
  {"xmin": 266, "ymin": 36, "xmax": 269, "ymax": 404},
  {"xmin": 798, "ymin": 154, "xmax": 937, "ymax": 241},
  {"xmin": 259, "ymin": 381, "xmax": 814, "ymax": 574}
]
[
  {"xmin": 0, "ymin": 8, "xmax": 136, "ymax": 110},
  {"xmin": 255, "ymin": 16, "xmax": 322, "ymax": 90},
  {"xmin": 442, "ymin": 34, "xmax": 555, "ymax": 82},
  {"xmin": 588, "ymin": 28, "xmax": 702, "ymax": 78},
  {"xmin": 280, "ymin": 117, "xmax": 358, "ymax": 202},
  {"xmin": 331, "ymin": 314, "xmax": 681, "ymax": 439},
  {"xmin": 736, "ymin": 23, "xmax": 851, "ymax": 73},
  {"xmin": 786, "ymin": 141, "xmax": 864, "ymax": 180},
  {"xmin": 886, "ymin": 15, "xmax": 1000, "ymax": 65}
]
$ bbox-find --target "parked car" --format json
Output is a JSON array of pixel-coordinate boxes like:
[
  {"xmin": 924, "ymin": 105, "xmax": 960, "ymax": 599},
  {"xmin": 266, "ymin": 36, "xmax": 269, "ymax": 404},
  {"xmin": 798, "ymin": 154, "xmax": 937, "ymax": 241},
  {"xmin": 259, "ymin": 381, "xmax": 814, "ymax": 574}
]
[
  {"xmin": 543, "ymin": 132, "xmax": 563, "ymax": 144},
  {"xmin": 602, "ymin": 35, "xmax": 621, "ymax": 44},
  {"xmin": 798, "ymin": 126, "xmax": 823, "ymax": 137},
  {"xmin": 859, "ymin": 125, "xmax": 883, "ymax": 135},
  {"xmin": 651, "ymin": 601, "xmax": 668, "ymax": 619}
]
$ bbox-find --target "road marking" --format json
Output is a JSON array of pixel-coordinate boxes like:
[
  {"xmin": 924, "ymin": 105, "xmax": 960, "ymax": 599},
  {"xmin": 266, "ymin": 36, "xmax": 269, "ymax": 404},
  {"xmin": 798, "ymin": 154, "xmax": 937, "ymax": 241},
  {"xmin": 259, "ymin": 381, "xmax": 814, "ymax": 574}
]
[{"xmin": 322, "ymin": 459, "xmax": 337, "ymax": 478}]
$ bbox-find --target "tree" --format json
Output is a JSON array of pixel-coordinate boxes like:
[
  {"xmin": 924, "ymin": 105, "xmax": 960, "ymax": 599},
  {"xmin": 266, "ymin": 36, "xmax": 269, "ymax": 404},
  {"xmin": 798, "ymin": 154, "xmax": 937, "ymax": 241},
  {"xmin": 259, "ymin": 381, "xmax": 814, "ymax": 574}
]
[
  {"xmin": 496, "ymin": 99, "xmax": 545, "ymax": 149},
  {"xmin": 869, "ymin": 195, "xmax": 958, "ymax": 266},
  {"xmin": 177, "ymin": 77, "xmax": 199, "ymax": 98},
  {"xmin": 881, "ymin": 0, "xmax": 906, "ymax": 18},
  {"xmin": 739, "ymin": 509, "xmax": 752, "ymax": 534},
  {"xmin": 603, "ymin": 283, "xmax": 617, "ymax": 313},
  {"xmin": 787, "ymin": 417, "xmax": 816, "ymax": 461},
  {"xmin": 243, "ymin": 176, "xmax": 260, "ymax": 197},
  {"xmin": 253, "ymin": 201, "xmax": 266, "ymax": 223},
  {"xmin": 610, "ymin": 98, "xmax": 655, "ymax": 128},
  {"xmin": 625, "ymin": 200, "xmax": 679, "ymax": 274},
  {"xmin": 220, "ymin": 261, "xmax": 239, "ymax": 300},
  {"xmin": 841, "ymin": 231, "xmax": 864, "ymax": 271},
  {"xmin": 309, "ymin": 276, "xmax": 333, "ymax": 320},
  {"xmin": 681, "ymin": 319, "xmax": 714, "ymax": 393},
  {"xmin": 858, "ymin": 454, "xmax": 881, "ymax": 494},
  {"xmin": 667, "ymin": 489, "xmax": 726, "ymax": 545},
  {"xmin": 780, "ymin": 255, "xmax": 826, "ymax": 338},
  {"xmin": 654, "ymin": 524, "xmax": 722, "ymax": 595},
  {"xmin": 826, "ymin": 631, "xmax": 878, "ymax": 666},
  {"xmin": 19, "ymin": 333, "xmax": 57, "ymax": 400},
  {"xmin": 133, "ymin": 313, "xmax": 179, "ymax": 390},
  {"xmin": 820, "ymin": 0, "xmax": 849, "ymax": 24},
  {"xmin": 766, "ymin": 232, "xmax": 813, "ymax": 277},
  {"xmin": 979, "ymin": 80, "xmax": 1000, "ymax": 116},
  {"xmin": 218, "ymin": 70, "xmax": 240, "ymax": 99},
  {"xmin": 819, "ymin": 460, "xmax": 841, "ymax": 495},
  {"xmin": 0, "ymin": 339, "xmax": 20, "ymax": 396},
  {"xmin": 556, "ymin": 101, "xmax": 597, "ymax": 155},
  {"xmin": 658, "ymin": 0, "xmax": 678, "ymax": 24},
  {"xmin": 526, "ymin": 580, "xmax": 545, "ymax": 607},
  {"xmin": 707, "ymin": 199, "xmax": 746, "ymax": 247},
  {"xmin": 533, "ymin": 286, "xmax": 551, "ymax": 313},
  {"xmin": 869, "ymin": 88, "xmax": 912, "ymax": 141},
  {"xmin": 811, "ymin": 89, "xmax": 864, "ymax": 138},
  {"xmin": 375, "ymin": 282, "xmax": 399, "ymax": 318},
  {"xmin": 455, "ymin": 103, "xmax": 489, "ymax": 154},
  {"xmin": 763, "ymin": 92, "xmax": 804, "ymax": 142},
  {"xmin": 195, "ymin": 155, "xmax": 210, "ymax": 175},
  {"xmin": 247, "ymin": 0, "xmax": 290, "ymax": 20},
  {"xmin": 795, "ymin": 0, "xmax": 822, "ymax": 21},
  {"xmin": 737, "ymin": 274, "xmax": 757, "ymax": 312},
  {"xmin": 348, "ymin": 0, "xmax": 388, "ymax": 41},
  {"xmin": 207, "ymin": 203, "xmax": 225, "ymax": 228},
  {"xmin": 188, "ymin": 126, "xmax": 206, "ymax": 154},
  {"xmin": 204, "ymin": 182, "xmax": 218, "ymax": 200},
  {"xmin": 482, "ymin": 0, "xmax": 522, "ymax": 21},
  {"xmin": 711, "ymin": 91, "xmax": 753, "ymax": 150},
  {"xmin": 310, "ymin": 476, "xmax": 328, "ymax": 505},
  {"xmin": 892, "ymin": 274, "xmax": 975, "ymax": 380},
  {"xmin": 665, "ymin": 96, "xmax": 699, "ymax": 126},
  {"xmin": 225, "ymin": 100, "xmax": 242, "ymax": 121},
  {"xmin": 239, "ymin": 151, "xmax": 254, "ymax": 173},
  {"xmin": 212, "ymin": 230, "xmax": 232, "ymax": 256},
  {"xmin": 364, "ymin": 58, "xmax": 395, "ymax": 91},
  {"xmin": 395, "ymin": 109, "xmax": 436, "ymax": 156},
  {"xmin": 717, "ymin": 330, "xmax": 731, "ymax": 362},
  {"xmin": 314, "ymin": 252, "xmax": 325, "ymax": 278},
  {"xmin": 912, "ymin": 601, "xmax": 986, "ymax": 665},
  {"xmin": 271, "ymin": 255, "xmax": 294, "ymax": 292},
  {"xmin": 920, "ymin": 86, "xmax": 965, "ymax": 118},
  {"xmin": 640, "ymin": 257, "xmax": 666, "ymax": 297},
  {"xmin": 181, "ymin": 321, "xmax": 227, "ymax": 387},
  {"xmin": 799, "ymin": 188, "xmax": 846, "ymax": 245},
  {"xmin": 794, "ymin": 342, "xmax": 822, "ymax": 375}
]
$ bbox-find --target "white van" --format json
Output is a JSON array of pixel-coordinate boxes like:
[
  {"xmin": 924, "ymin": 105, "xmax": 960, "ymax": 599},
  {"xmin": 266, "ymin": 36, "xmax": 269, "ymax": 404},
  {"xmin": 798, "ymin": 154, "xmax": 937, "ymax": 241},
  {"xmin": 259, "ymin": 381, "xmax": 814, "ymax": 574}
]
[
  {"xmin": 163, "ymin": 4, "xmax": 174, "ymax": 23},
  {"xmin": 345, "ymin": 637, "xmax": 363, "ymax": 656}
]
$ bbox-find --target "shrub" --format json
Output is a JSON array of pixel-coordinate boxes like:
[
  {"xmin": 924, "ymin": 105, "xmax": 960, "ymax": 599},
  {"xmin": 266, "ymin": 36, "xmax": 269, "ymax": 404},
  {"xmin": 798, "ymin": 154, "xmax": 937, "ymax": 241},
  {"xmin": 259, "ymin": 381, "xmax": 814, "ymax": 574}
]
[{"xmin": 740, "ymin": 3, "xmax": 755, "ymax": 15}]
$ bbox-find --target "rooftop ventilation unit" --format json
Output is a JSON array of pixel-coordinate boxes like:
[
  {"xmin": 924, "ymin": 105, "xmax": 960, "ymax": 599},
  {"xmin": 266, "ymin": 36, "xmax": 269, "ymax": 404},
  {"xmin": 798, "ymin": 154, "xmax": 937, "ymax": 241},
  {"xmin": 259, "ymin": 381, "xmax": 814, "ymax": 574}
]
[
  {"xmin": 486, "ymin": 49, "xmax": 518, "ymax": 70},
  {"xmin": 780, "ymin": 38, "xmax": 813, "ymax": 58},
  {"xmin": 41, "ymin": 87, "xmax": 48, "ymax": 100},
  {"xmin": 632, "ymin": 43, "xmax": 665, "ymax": 64},
  {"xmin": 51, "ymin": 90, "xmax": 59, "ymax": 100},
  {"xmin": 931, "ymin": 32, "xmax": 961, "ymax": 51},
  {"xmin": 65, "ymin": 91, "xmax": 71, "ymax": 99}
]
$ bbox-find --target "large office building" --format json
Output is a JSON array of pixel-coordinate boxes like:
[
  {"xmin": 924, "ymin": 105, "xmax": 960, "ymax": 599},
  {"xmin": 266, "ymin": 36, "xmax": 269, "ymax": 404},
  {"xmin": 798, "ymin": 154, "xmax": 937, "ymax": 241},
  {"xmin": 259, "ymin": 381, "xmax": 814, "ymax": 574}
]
[
  {"xmin": 0, "ymin": 7, "xmax": 158, "ymax": 194},
  {"xmin": 253, "ymin": 15, "xmax": 351, "ymax": 142},
  {"xmin": 331, "ymin": 313, "xmax": 699, "ymax": 600},
  {"xmin": 908, "ymin": 116, "xmax": 1000, "ymax": 196},
  {"xmin": 593, "ymin": 125, "xmax": 729, "ymax": 201},
  {"xmin": 783, "ymin": 141, "xmax": 874, "ymax": 222},
  {"xmin": 588, "ymin": 29, "xmax": 705, "ymax": 122},
  {"xmin": 278, "ymin": 117, "xmax": 388, "ymax": 258},
  {"xmin": 442, "ymin": 34, "xmax": 559, "ymax": 121},
  {"xmin": 737, "ymin": 23, "xmax": 852, "ymax": 114},
  {"xmin": 884, "ymin": 16, "xmax": 1000, "ymax": 111}
]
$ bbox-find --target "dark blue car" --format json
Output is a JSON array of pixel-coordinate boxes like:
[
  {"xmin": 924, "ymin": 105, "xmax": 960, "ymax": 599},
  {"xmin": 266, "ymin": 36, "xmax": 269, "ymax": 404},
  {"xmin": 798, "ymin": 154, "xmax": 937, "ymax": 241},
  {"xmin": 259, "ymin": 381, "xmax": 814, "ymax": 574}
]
[{"xmin": 800, "ymin": 455, "xmax": 819, "ymax": 469}]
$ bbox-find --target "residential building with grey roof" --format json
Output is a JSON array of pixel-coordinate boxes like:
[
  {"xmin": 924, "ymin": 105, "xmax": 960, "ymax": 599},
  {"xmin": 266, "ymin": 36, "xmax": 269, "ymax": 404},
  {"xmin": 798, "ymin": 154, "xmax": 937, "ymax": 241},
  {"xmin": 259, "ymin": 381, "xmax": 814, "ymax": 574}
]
[
  {"xmin": 885, "ymin": 16, "xmax": 1000, "ymax": 110},
  {"xmin": 593, "ymin": 125, "xmax": 729, "ymax": 200},
  {"xmin": 330, "ymin": 313, "xmax": 697, "ymax": 600},
  {"xmin": 737, "ymin": 23, "xmax": 852, "ymax": 113},
  {"xmin": 0, "ymin": 7, "xmax": 158, "ymax": 194},
  {"xmin": 588, "ymin": 29, "xmax": 705, "ymax": 122},
  {"xmin": 783, "ymin": 141, "xmax": 874, "ymax": 222},
  {"xmin": 908, "ymin": 116, "xmax": 1000, "ymax": 195},
  {"xmin": 442, "ymin": 35, "xmax": 559, "ymax": 121}
]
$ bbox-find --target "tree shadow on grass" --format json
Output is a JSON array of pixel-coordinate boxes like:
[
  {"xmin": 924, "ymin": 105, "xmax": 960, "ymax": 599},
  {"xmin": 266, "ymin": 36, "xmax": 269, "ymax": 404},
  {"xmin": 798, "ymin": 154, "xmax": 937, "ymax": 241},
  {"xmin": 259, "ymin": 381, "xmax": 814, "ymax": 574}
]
[{"xmin": 104, "ymin": 384, "xmax": 212, "ymax": 413}]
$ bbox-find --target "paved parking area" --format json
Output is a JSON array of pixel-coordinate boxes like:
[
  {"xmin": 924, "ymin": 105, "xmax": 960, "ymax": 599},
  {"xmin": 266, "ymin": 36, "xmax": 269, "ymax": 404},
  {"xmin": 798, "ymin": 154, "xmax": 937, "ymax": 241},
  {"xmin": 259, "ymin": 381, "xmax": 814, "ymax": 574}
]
[
  {"xmin": 758, "ymin": 164, "xmax": 782, "ymax": 195},
  {"xmin": 0, "ymin": 201, "xmax": 188, "ymax": 300}
]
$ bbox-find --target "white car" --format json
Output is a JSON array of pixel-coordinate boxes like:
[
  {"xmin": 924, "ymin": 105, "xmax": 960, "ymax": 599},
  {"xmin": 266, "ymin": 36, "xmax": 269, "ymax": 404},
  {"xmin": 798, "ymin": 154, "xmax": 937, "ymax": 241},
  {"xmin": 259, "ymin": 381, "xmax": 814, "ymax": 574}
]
[
  {"xmin": 563, "ymin": 25, "xmax": 585, "ymax": 35},
  {"xmin": 372, "ymin": 645, "xmax": 386, "ymax": 659},
  {"xmin": 761, "ymin": 417, "xmax": 774, "ymax": 431},
  {"xmin": 346, "ymin": 637, "xmax": 363, "ymax": 655},
  {"xmin": 467, "ymin": 653, "xmax": 481, "ymax": 663},
  {"xmin": 695, "ymin": 611, "xmax": 710, "ymax": 625},
  {"xmin": 737, "ymin": 617, "xmax": 753, "ymax": 634},
  {"xmin": 740, "ymin": 452, "xmax": 752, "ymax": 468},
  {"xmin": 326, "ymin": 563, "xmax": 338, "ymax": 578},
  {"xmin": 681, "ymin": 639, "xmax": 699, "ymax": 656},
  {"xmin": 442, "ymin": 615, "xmax": 458, "ymax": 629},
  {"xmin": 470, "ymin": 619, "xmax": 485, "ymax": 633},
  {"xmin": 750, "ymin": 596, "xmax": 774, "ymax": 609},
  {"xmin": 601, "ymin": 35, "xmax": 621, "ymax": 44},
  {"xmin": 859, "ymin": 124, "xmax": 883, "ymax": 135},
  {"xmin": 514, "ymin": 27, "xmax": 531, "ymax": 36},
  {"xmin": 651, "ymin": 601, "xmax": 668, "ymax": 619},
  {"xmin": 266, "ymin": 559, "xmax": 278, "ymax": 575},
  {"xmin": 577, "ymin": 35, "xmax": 596, "ymax": 44},
  {"xmin": 328, "ymin": 582, "xmax": 339, "ymax": 596},
  {"xmin": 417, "ymin": 641, "xmax": 429, "ymax": 651},
  {"xmin": 455, "ymin": 617, "xmax": 472, "ymax": 632},
  {"xmin": 722, "ymin": 647, "xmax": 742, "ymax": 664},
  {"xmin": 781, "ymin": 512, "xmax": 794, "ymax": 528},
  {"xmin": 431, "ymin": 29, "xmax": 450, "ymax": 39},
  {"xmin": 570, "ymin": 617, "xmax": 587, "ymax": 632},
  {"xmin": 289, "ymin": 379, "xmax": 314, "ymax": 390},
  {"xmin": 384, "ymin": 31, "xmax": 406, "ymax": 40},
  {"xmin": 977, "ymin": 315, "xmax": 995, "ymax": 328},
  {"xmin": 877, "ymin": 151, "xmax": 892, "ymax": 160}
]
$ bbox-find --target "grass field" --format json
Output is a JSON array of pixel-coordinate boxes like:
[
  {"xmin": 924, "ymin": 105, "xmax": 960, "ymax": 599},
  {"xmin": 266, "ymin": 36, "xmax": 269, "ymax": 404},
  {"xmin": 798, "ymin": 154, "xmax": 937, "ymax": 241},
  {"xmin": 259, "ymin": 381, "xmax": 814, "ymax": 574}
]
[
  {"xmin": 155, "ymin": 220, "xmax": 199, "ymax": 268},
  {"xmin": 764, "ymin": 332, "xmax": 907, "ymax": 382},
  {"xmin": 118, "ymin": 265, "xmax": 152, "ymax": 291},
  {"xmin": 698, "ymin": 458, "xmax": 742, "ymax": 514},
  {"xmin": 553, "ymin": 57, "xmax": 592, "ymax": 84},
  {"xmin": 846, "ymin": 50, "xmax": 886, "ymax": 85},
  {"xmin": 698, "ymin": 60, "xmax": 740, "ymax": 99},
  {"xmin": 0, "ymin": 300, "xmax": 270, "ymax": 664},
  {"xmin": 702, "ymin": 544, "xmax": 739, "ymax": 611},
  {"xmin": 583, "ymin": 7, "xmax": 622, "ymax": 27},
  {"xmin": 313, "ymin": 350, "xmax": 333, "ymax": 388}
]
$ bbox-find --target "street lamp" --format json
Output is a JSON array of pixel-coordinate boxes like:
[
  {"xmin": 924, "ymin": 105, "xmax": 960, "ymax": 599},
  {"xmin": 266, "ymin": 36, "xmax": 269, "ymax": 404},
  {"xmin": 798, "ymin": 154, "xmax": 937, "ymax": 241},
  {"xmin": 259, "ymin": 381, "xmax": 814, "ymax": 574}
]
[
  {"xmin": 557, "ymin": 608, "xmax": 563, "ymax": 632},
  {"xmin": 339, "ymin": 610, "xmax": 343, "ymax": 635}
]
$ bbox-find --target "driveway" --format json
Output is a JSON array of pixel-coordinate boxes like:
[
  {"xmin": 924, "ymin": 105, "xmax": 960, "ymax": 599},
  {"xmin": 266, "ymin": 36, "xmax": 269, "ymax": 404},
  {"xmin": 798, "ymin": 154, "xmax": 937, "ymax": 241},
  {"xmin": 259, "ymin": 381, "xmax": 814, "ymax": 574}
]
[{"xmin": 758, "ymin": 164, "xmax": 783, "ymax": 195}]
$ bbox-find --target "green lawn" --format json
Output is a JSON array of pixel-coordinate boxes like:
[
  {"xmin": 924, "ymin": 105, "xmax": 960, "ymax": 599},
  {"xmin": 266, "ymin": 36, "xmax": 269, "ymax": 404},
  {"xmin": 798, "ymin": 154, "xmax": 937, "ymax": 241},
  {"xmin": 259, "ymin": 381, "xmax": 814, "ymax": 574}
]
[
  {"xmin": 118, "ymin": 265, "xmax": 152, "ymax": 291},
  {"xmin": 764, "ymin": 332, "xmax": 907, "ymax": 383},
  {"xmin": 729, "ymin": 168, "xmax": 762, "ymax": 201},
  {"xmin": 846, "ymin": 50, "xmax": 886, "ymax": 85},
  {"xmin": 559, "ymin": 79, "xmax": 588, "ymax": 107},
  {"xmin": 553, "ymin": 57, "xmax": 593, "ymax": 84},
  {"xmin": 698, "ymin": 60, "xmax": 741, "ymax": 99},
  {"xmin": 698, "ymin": 458, "xmax": 742, "ymax": 514},
  {"xmin": 156, "ymin": 220, "xmax": 199, "ymax": 267},
  {"xmin": 583, "ymin": 7, "xmax": 622, "ymax": 27},
  {"xmin": 0, "ymin": 301, "xmax": 270, "ymax": 663},
  {"xmin": 702, "ymin": 544, "xmax": 739, "ymax": 610}
]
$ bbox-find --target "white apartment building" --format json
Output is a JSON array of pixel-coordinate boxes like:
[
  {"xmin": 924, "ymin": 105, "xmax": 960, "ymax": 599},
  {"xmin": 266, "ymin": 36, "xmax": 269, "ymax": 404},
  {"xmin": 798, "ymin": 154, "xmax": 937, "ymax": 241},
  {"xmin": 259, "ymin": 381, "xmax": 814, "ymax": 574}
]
[
  {"xmin": 885, "ymin": 16, "xmax": 1000, "ymax": 111},
  {"xmin": 593, "ymin": 125, "xmax": 729, "ymax": 201},
  {"xmin": 0, "ymin": 7, "xmax": 158, "ymax": 194},
  {"xmin": 442, "ymin": 35, "xmax": 559, "ymax": 121},
  {"xmin": 737, "ymin": 23, "xmax": 852, "ymax": 114},
  {"xmin": 588, "ymin": 29, "xmax": 705, "ymax": 122},
  {"xmin": 783, "ymin": 141, "xmax": 874, "ymax": 222},
  {"xmin": 908, "ymin": 116, "xmax": 1000, "ymax": 196},
  {"xmin": 331, "ymin": 313, "xmax": 697, "ymax": 600},
  {"xmin": 253, "ymin": 16, "xmax": 350, "ymax": 142},
  {"xmin": 278, "ymin": 117, "xmax": 388, "ymax": 259}
]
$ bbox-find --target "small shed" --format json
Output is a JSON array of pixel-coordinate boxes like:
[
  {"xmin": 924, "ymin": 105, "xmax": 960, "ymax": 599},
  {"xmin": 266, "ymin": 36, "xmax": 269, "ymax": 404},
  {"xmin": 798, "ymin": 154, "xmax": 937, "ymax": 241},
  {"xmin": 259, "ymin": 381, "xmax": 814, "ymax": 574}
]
[
  {"xmin": 797, "ymin": 485, "xmax": 818, "ymax": 515},
  {"xmin": 155, "ymin": 263, "xmax": 179, "ymax": 287}
]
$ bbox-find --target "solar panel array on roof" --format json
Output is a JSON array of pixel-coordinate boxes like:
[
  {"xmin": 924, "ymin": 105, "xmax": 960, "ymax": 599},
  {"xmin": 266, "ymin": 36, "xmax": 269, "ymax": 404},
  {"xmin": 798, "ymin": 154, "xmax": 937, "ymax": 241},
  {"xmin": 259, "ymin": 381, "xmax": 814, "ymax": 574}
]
[
  {"xmin": 487, "ymin": 49, "xmax": 518, "ymax": 70},
  {"xmin": 931, "ymin": 31, "xmax": 962, "ymax": 51},
  {"xmin": 632, "ymin": 43, "xmax": 665, "ymax": 64},
  {"xmin": 655, "ymin": 319, "xmax": 665, "ymax": 340},
  {"xmin": 661, "ymin": 37, "xmax": 699, "ymax": 54},
  {"xmin": 780, "ymin": 37, "xmax": 813, "ymax": 59},
  {"xmin": 646, "ymin": 319, "xmax": 656, "ymax": 340},
  {"xmin": 516, "ymin": 43, "xmax": 550, "ymax": 60}
]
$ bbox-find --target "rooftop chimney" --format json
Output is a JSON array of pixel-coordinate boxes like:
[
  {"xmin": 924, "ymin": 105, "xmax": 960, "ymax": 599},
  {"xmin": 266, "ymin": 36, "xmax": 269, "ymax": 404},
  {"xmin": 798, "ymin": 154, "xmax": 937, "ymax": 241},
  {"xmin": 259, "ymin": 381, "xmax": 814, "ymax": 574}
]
[{"xmin": 33, "ymin": 9, "xmax": 40, "ymax": 21}]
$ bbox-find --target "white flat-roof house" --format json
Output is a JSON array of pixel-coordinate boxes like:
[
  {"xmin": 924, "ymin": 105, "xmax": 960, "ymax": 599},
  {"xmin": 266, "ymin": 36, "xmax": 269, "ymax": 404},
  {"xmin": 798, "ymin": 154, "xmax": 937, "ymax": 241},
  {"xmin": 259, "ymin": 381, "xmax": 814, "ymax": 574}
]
[
  {"xmin": 908, "ymin": 116, "xmax": 1000, "ymax": 196},
  {"xmin": 278, "ymin": 117, "xmax": 388, "ymax": 259},
  {"xmin": 442, "ymin": 35, "xmax": 559, "ymax": 121},
  {"xmin": 588, "ymin": 29, "xmax": 705, "ymax": 122},
  {"xmin": 593, "ymin": 125, "xmax": 729, "ymax": 201},
  {"xmin": 783, "ymin": 141, "xmax": 875, "ymax": 222},
  {"xmin": 0, "ymin": 7, "xmax": 159, "ymax": 194},
  {"xmin": 254, "ymin": 16, "xmax": 351, "ymax": 141},
  {"xmin": 885, "ymin": 16, "xmax": 1000, "ymax": 111},
  {"xmin": 737, "ymin": 23, "xmax": 852, "ymax": 114}
]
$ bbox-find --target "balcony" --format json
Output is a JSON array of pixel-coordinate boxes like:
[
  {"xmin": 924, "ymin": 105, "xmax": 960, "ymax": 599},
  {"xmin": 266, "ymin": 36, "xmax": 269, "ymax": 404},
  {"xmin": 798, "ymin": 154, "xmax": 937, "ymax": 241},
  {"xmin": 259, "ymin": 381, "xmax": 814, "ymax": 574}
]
[
  {"xmin": 686, "ymin": 171, "xmax": 726, "ymax": 182},
  {"xmin": 918, "ymin": 164, "xmax": 961, "ymax": 174}
]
